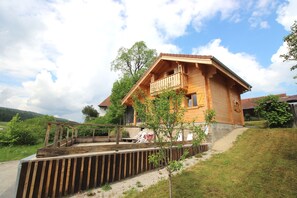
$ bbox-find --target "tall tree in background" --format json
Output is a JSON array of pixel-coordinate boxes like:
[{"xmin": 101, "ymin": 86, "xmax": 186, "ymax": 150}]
[
  {"xmin": 82, "ymin": 105, "xmax": 99, "ymax": 122},
  {"xmin": 106, "ymin": 75, "xmax": 134, "ymax": 124},
  {"xmin": 111, "ymin": 41, "xmax": 157, "ymax": 80},
  {"xmin": 103, "ymin": 41, "xmax": 157, "ymax": 124},
  {"xmin": 281, "ymin": 21, "xmax": 297, "ymax": 79}
]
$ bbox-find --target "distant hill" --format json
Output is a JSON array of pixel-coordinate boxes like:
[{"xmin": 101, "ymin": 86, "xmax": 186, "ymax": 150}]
[{"xmin": 0, "ymin": 107, "xmax": 71, "ymax": 122}]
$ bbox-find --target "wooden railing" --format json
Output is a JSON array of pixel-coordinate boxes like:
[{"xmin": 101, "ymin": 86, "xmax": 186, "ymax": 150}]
[
  {"xmin": 150, "ymin": 72, "xmax": 187, "ymax": 95},
  {"xmin": 16, "ymin": 144, "xmax": 208, "ymax": 198}
]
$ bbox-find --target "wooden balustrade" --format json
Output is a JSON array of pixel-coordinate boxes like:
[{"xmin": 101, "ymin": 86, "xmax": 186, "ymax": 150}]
[
  {"xmin": 16, "ymin": 144, "xmax": 208, "ymax": 198},
  {"xmin": 150, "ymin": 72, "xmax": 188, "ymax": 95}
]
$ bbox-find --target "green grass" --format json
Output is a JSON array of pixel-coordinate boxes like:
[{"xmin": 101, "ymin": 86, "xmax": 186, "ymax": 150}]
[
  {"xmin": 244, "ymin": 120, "xmax": 268, "ymax": 128},
  {"xmin": 0, "ymin": 121, "xmax": 8, "ymax": 130},
  {"xmin": 124, "ymin": 128, "xmax": 297, "ymax": 198},
  {"xmin": 0, "ymin": 143, "xmax": 43, "ymax": 162}
]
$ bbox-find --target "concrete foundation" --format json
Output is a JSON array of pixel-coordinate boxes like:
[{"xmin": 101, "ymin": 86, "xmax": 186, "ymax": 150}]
[
  {"xmin": 124, "ymin": 123, "xmax": 243, "ymax": 144},
  {"xmin": 207, "ymin": 123, "xmax": 243, "ymax": 143}
]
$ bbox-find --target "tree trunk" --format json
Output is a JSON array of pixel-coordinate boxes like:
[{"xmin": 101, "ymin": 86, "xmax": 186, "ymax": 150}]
[
  {"xmin": 168, "ymin": 139, "xmax": 173, "ymax": 198},
  {"xmin": 168, "ymin": 171, "xmax": 173, "ymax": 198}
]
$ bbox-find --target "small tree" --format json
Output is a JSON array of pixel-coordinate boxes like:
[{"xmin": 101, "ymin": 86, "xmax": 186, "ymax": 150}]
[
  {"xmin": 281, "ymin": 21, "xmax": 297, "ymax": 79},
  {"xmin": 133, "ymin": 90, "xmax": 215, "ymax": 198},
  {"xmin": 82, "ymin": 105, "xmax": 99, "ymax": 122},
  {"xmin": 0, "ymin": 114, "xmax": 38, "ymax": 145},
  {"xmin": 254, "ymin": 95, "xmax": 292, "ymax": 128}
]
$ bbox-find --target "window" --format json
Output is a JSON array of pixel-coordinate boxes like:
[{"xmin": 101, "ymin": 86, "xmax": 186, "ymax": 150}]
[{"xmin": 186, "ymin": 93, "xmax": 198, "ymax": 107}]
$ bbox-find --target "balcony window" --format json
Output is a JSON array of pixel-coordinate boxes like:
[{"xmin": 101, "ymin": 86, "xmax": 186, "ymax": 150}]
[{"xmin": 186, "ymin": 93, "xmax": 197, "ymax": 107}]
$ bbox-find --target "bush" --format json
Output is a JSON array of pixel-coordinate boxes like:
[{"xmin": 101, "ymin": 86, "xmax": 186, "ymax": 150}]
[
  {"xmin": 122, "ymin": 130, "xmax": 130, "ymax": 138},
  {"xmin": 255, "ymin": 95, "xmax": 293, "ymax": 128},
  {"xmin": 0, "ymin": 114, "xmax": 55, "ymax": 146}
]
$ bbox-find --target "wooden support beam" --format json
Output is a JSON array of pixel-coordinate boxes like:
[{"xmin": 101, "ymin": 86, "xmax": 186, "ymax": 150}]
[
  {"xmin": 59, "ymin": 125, "xmax": 63, "ymax": 146},
  {"xmin": 133, "ymin": 110, "xmax": 137, "ymax": 126},
  {"xmin": 92, "ymin": 129, "xmax": 95, "ymax": 142},
  {"xmin": 28, "ymin": 162, "xmax": 38, "ymax": 198},
  {"xmin": 44, "ymin": 123, "xmax": 51, "ymax": 147},
  {"xmin": 53, "ymin": 124, "xmax": 60, "ymax": 148},
  {"xmin": 45, "ymin": 160, "xmax": 53, "ymax": 198},
  {"xmin": 38, "ymin": 161, "xmax": 46, "ymax": 197},
  {"xmin": 65, "ymin": 159, "xmax": 71, "ymax": 195},
  {"xmin": 116, "ymin": 126, "xmax": 120, "ymax": 145}
]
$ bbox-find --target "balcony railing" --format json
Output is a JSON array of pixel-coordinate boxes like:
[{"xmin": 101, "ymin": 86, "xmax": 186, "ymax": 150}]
[{"xmin": 150, "ymin": 72, "xmax": 187, "ymax": 95}]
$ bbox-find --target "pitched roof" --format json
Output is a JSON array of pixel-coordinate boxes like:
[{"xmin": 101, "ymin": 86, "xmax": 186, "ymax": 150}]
[
  {"xmin": 241, "ymin": 93, "xmax": 296, "ymax": 109},
  {"xmin": 122, "ymin": 53, "xmax": 252, "ymax": 105},
  {"xmin": 280, "ymin": 94, "xmax": 297, "ymax": 103},
  {"xmin": 98, "ymin": 96, "xmax": 111, "ymax": 107}
]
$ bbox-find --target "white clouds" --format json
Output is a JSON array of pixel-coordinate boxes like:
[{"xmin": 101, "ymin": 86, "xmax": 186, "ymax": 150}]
[
  {"xmin": 0, "ymin": 0, "xmax": 296, "ymax": 122},
  {"xmin": 0, "ymin": 0, "xmax": 243, "ymax": 121},
  {"xmin": 247, "ymin": 0, "xmax": 278, "ymax": 29},
  {"xmin": 276, "ymin": 0, "xmax": 297, "ymax": 30},
  {"xmin": 192, "ymin": 39, "xmax": 296, "ymax": 94}
]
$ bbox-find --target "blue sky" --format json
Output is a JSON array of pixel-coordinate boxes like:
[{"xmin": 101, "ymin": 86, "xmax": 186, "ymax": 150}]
[{"xmin": 0, "ymin": 0, "xmax": 296, "ymax": 122}]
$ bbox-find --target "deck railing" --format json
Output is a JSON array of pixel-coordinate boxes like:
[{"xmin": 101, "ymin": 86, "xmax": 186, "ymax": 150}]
[{"xmin": 150, "ymin": 72, "xmax": 187, "ymax": 95}]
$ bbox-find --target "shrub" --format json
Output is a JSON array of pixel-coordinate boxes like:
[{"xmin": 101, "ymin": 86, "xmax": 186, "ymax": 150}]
[
  {"xmin": 0, "ymin": 114, "xmax": 55, "ymax": 145},
  {"xmin": 255, "ymin": 95, "xmax": 293, "ymax": 128}
]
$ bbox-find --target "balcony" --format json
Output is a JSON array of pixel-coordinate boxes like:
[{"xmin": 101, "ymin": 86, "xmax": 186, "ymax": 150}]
[{"xmin": 150, "ymin": 72, "xmax": 188, "ymax": 95}]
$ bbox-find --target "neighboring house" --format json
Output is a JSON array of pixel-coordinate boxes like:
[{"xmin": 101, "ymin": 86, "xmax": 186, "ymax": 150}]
[
  {"xmin": 241, "ymin": 93, "xmax": 286, "ymax": 120},
  {"xmin": 121, "ymin": 53, "xmax": 252, "ymax": 142},
  {"xmin": 98, "ymin": 96, "xmax": 111, "ymax": 116},
  {"xmin": 242, "ymin": 94, "xmax": 297, "ymax": 126}
]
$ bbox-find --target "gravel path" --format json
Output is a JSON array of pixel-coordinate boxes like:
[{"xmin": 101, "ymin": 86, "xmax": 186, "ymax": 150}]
[
  {"xmin": 72, "ymin": 127, "xmax": 248, "ymax": 198},
  {"xmin": 0, "ymin": 160, "xmax": 19, "ymax": 198}
]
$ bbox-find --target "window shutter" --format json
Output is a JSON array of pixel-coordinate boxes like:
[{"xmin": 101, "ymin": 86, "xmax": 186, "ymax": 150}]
[{"xmin": 198, "ymin": 93, "xmax": 205, "ymax": 106}]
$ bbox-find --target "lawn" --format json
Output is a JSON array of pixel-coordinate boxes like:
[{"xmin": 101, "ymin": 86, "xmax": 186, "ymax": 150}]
[
  {"xmin": 125, "ymin": 128, "xmax": 297, "ymax": 198},
  {"xmin": 244, "ymin": 120, "xmax": 268, "ymax": 128},
  {"xmin": 0, "ymin": 143, "xmax": 43, "ymax": 162}
]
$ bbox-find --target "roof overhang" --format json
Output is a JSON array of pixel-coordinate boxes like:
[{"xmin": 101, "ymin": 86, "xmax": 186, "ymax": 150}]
[{"xmin": 122, "ymin": 53, "xmax": 252, "ymax": 105}]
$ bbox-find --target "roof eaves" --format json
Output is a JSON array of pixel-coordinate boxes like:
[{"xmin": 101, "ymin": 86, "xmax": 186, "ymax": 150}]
[{"xmin": 211, "ymin": 56, "xmax": 252, "ymax": 90}]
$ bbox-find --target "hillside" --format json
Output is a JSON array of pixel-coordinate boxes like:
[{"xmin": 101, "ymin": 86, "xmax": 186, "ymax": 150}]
[
  {"xmin": 0, "ymin": 107, "xmax": 70, "ymax": 122},
  {"xmin": 126, "ymin": 128, "xmax": 297, "ymax": 198}
]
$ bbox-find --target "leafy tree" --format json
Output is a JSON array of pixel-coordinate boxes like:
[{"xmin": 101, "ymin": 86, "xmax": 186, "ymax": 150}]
[
  {"xmin": 111, "ymin": 41, "xmax": 157, "ymax": 80},
  {"xmin": 0, "ymin": 114, "xmax": 38, "ymax": 145},
  {"xmin": 0, "ymin": 114, "xmax": 55, "ymax": 146},
  {"xmin": 105, "ymin": 75, "xmax": 134, "ymax": 124},
  {"xmin": 133, "ymin": 90, "xmax": 215, "ymax": 198},
  {"xmin": 99, "ymin": 41, "xmax": 157, "ymax": 124},
  {"xmin": 281, "ymin": 21, "xmax": 297, "ymax": 79},
  {"xmin": 82, "ymin": 105, "xmax": 99, "ymax": 122},
  {"xmin": 255, "ymin": 95, "xmax": 292, "ymax": 128}
]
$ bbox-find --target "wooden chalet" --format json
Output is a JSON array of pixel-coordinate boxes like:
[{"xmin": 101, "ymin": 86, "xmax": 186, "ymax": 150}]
[{"xmin": 122, "ymin": 53, "xmax": 252, "ymax": 128}]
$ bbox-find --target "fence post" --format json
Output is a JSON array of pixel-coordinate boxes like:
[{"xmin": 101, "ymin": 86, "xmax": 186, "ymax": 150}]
[
  {"xmin": 116, "ymin": 126, "xmax": 120, "ymax": 145},
  {"xmin": 59, "ymin": 125, "xmax": 64, "ymax": 147},
  {"xmin": 44, "ymin": 123, "xmax": 51, "ymax": 147},
  {"xmin": 53, "ymin": 124, "xmax": 60, "ymax": 148},
  {"xmin": 66, "ymin": 128, "xmax": 69, "ymax": 147},
  {"xmin": 92, "ymin": 129, "xmax": 95, "ymax": 142}
]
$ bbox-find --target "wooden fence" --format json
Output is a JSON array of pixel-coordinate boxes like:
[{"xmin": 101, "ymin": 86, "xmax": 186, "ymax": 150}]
[{"xmin": 16, "ymin": 144, "xmax": 208, "ymax": 198}]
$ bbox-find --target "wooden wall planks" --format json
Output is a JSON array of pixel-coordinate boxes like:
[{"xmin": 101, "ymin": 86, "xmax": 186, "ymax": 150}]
[{"xmin": 16, "ymin": 144, "xmax": 208, "ymax": 198}]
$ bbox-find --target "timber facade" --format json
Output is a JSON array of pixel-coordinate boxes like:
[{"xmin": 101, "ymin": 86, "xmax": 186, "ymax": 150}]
[{"xmin": 122, "ymin": 53, "xmax": 251, "ymax": 127}]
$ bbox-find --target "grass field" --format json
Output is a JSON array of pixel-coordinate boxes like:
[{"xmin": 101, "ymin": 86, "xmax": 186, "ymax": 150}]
[
  {"xmin": 0, "ymin": 121, "xmax": 7, "ymax": 130},
  {"xmin": 125, "ymin": 128, "xmax": 297, "ymax": 198},
  {"xmin": 0, "ymin": 143, "xmax": 43, "ymax": 162},
  {"xmin": 244, "ymin": 120, "xmax": 268, "ymax": 128}
]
